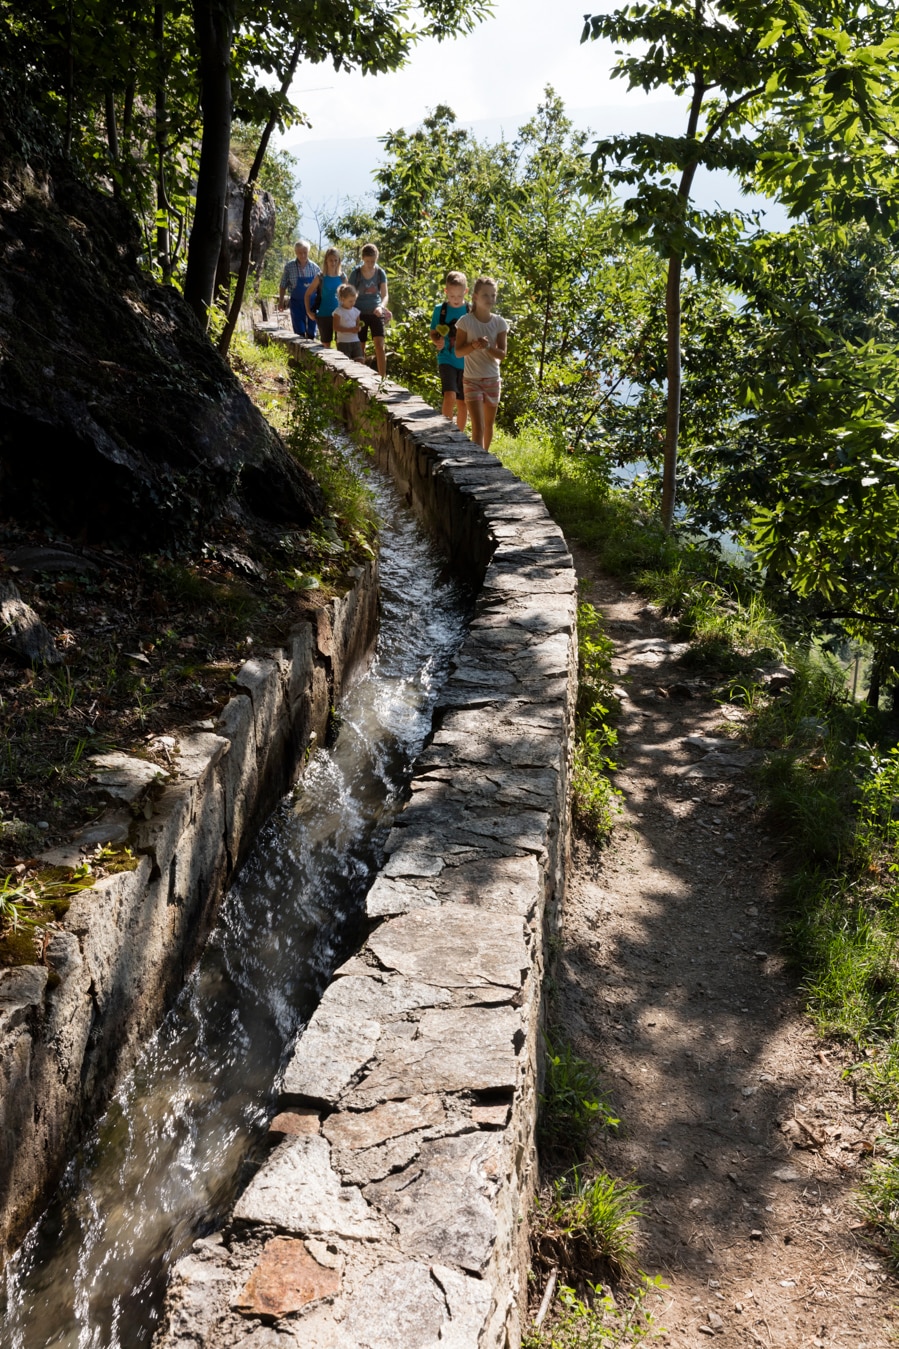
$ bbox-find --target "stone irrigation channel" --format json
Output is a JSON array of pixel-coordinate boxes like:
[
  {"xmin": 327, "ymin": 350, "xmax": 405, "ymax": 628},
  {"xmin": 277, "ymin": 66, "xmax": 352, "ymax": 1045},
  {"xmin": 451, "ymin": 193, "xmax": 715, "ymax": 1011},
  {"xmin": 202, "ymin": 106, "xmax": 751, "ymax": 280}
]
[{"xmin": 5, "ymin": 336, "xmax": 578, "ymax": 1348}]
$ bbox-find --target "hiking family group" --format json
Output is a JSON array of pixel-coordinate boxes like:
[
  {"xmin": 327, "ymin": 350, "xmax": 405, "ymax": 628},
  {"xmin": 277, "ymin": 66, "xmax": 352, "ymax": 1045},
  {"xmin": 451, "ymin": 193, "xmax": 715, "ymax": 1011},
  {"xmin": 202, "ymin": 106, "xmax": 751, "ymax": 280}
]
[{"xmin": 278, "ymin": 243, "xmax": 508, "ymax": 451}]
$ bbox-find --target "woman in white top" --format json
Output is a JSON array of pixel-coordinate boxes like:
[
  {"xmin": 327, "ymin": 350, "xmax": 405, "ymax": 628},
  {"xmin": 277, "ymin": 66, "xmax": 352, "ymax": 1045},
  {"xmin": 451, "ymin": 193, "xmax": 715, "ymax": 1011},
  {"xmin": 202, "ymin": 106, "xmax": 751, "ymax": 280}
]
[{"xmin": 453, "ymin": 276, "xmax": 508, "ymax": 452}]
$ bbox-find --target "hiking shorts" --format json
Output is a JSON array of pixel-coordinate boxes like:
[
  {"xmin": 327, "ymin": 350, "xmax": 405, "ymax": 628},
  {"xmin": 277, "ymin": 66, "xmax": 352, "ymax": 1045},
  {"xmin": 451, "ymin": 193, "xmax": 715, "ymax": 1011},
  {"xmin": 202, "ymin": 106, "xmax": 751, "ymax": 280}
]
[
  {"xmin": 463, "ymin": 375, "xmax": 501, "ymax": 406},
  {"xmin": 439, "ymin": 365, "xmax": 465, "ymax": 397}
]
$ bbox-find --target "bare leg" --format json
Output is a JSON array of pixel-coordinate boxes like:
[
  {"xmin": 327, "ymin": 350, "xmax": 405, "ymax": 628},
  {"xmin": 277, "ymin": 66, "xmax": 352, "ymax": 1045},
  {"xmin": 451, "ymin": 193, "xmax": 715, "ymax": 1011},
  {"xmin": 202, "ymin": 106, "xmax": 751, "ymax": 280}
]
[
  {"xmin": 441, "ymin": 390, "xmax": 456, "ymax": 419},
  {"xmin": 373, "ymin": 336, "xmax": 387, "ymax": 377},
  {"xmin": 468, "ymin": 400, "xmax": 485, "ymax": 447},
  {"xmin": 456, "ymin": 399, "xmax": 467, "ymax": 433},
  {"xmin": 482, "ymin": 402, "xmax": 498, "ymax": 452}
]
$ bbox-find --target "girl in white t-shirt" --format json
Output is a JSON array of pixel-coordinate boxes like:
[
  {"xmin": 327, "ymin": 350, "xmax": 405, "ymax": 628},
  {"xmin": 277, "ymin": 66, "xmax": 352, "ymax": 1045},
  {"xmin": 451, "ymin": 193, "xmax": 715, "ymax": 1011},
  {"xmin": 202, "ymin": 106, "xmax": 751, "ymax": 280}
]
[
  {"xmin": 333, "ymin": 283, "xmax": 364, "ymax": 362},
  {"xmin": 453, "ymin": 276, "xmax": 508, "ymax": 451}
]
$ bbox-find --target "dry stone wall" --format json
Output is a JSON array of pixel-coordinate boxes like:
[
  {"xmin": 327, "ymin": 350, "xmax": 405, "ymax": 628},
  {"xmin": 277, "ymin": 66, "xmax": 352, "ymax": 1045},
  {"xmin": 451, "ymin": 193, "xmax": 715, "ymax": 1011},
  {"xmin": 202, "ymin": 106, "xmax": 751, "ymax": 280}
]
[
  {"xmin": 156, "ymin": 340, "xmax": 578, "ymax": 1349},
  {"xmin": 0, "ymin": 558, "xmax": 379, "ymax": 1264}
]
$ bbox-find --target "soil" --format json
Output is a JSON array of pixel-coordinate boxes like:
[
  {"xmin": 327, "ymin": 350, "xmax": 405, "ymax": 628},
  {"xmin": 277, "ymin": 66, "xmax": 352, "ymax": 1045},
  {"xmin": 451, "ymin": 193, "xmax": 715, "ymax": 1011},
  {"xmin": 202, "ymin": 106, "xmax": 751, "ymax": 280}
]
[{"xmin": 556, "ymin": 544, "xmax": 897, "ymax": 1347}]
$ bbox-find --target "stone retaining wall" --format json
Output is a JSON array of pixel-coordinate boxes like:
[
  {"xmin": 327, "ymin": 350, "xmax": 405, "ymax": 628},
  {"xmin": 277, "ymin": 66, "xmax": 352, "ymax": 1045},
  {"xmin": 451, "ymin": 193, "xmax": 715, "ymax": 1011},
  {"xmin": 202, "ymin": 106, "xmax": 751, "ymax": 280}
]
[
  {"xmin": 156, "ymin": 341, "xmax": 578, "ymax": 1348},
  {"xmin": 0, "ymin": 556, "xmax": 379, "ymax": 1264}
]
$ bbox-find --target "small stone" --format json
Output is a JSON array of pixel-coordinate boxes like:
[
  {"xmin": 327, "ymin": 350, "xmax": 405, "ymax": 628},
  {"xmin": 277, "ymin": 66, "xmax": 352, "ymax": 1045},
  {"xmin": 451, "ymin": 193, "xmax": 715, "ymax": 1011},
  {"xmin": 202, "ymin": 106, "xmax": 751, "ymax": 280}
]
[
  {"xmin": 269, "ymin": 1110, "xmax": 320, "ymax": 1137},
  {"xmin": 698, "ymin": 1327, "xmax": 715, "ymax": 1337},
  {"xmin": 708, "ymin": 1311, "xmax": 724, "ymax": 1330},
  {"xmin": 233, "ymin": 1237, "xmax": 340, "ymax": 1317},
  {"xmin": 773, "ymin": 1166, "xmax": 802, "ymax": 1182},
  {"xmin": 749, "ymin": 1229, "xmax": 763, "ymax": 1240}
]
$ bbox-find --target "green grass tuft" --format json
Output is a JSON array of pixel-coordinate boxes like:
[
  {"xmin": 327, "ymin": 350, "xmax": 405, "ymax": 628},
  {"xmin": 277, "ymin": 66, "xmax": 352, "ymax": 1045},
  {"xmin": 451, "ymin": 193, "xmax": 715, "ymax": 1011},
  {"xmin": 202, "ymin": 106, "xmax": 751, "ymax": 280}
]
[
  {"xmin": 539, "ymin": 1037, "xmax": 619, "ymax": 1153},
  {"xmin": 532, "ymin": 1168, "xmax": 644, "ymax": 1287}
]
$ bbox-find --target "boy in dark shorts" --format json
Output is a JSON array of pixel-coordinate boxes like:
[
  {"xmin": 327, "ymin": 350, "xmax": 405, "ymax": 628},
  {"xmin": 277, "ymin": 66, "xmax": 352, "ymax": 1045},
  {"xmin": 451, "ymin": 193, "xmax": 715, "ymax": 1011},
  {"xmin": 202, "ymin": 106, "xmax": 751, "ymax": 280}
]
[
  {"xmin": 349, "ymin": 243, "xmax": 389, "ymax": 376},
  {"xmin": 429, "ymin": 270, "xmax": 468, "ymax": 431}
]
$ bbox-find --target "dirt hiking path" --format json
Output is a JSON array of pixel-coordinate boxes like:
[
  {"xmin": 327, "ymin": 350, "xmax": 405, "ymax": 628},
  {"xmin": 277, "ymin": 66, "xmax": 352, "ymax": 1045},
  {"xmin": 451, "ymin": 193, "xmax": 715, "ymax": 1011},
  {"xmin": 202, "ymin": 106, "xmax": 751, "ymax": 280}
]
[{"xmin": 559, "ymin": 548, "xmax": 896, "ymax": 1347}]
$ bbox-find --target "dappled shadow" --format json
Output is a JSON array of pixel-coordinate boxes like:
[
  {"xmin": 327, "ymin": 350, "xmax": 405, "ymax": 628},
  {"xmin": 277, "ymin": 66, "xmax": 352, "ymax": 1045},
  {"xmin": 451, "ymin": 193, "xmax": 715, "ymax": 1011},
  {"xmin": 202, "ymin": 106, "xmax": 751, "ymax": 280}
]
[{"xmin": 550, "ymin": 560, "xmax": 890, "ymax": 1344}]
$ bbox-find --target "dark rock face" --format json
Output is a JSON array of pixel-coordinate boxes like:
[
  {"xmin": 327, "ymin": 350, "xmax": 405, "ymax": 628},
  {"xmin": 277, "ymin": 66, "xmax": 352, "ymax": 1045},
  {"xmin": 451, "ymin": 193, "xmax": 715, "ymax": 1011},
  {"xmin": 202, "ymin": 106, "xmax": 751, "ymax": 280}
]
[
  {"xmin": 0, "ymin": 96, "xmax": 323, "ymax": 551},
  {"xmin": 222, "ymin": 153, "xmax": 276, "ymax": 283}
]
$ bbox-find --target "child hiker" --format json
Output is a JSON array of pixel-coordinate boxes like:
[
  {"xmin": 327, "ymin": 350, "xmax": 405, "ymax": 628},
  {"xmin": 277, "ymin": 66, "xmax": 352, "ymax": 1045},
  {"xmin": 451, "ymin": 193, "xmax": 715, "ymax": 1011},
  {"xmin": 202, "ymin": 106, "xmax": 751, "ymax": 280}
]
[
  {"xmin": 453, "ymin": 276, "xmax": 507, "ymax": 452},
  {"xmin": 278, "ymin": 240, "xmax": 320, "ymax": 338},
  {"xmin": 429, "ymin": 270, "xmax": 468, "ymax": 431},
  {"xmin": 333, "ymin": 283, "xmax": 364, "ymax": 361},
  {"xmin": 349, "ymin": 242, "xmax": 390, "ymax": 376},
  {"xmin": 304, "ymin": 247, "xmax": 345, "ymax": 347}
]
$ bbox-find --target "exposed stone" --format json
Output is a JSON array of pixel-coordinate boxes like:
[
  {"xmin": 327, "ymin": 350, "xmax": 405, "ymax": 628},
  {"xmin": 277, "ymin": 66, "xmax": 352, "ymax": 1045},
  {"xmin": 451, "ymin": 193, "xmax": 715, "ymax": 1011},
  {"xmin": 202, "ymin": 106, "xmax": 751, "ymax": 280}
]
[
  {"xmin": 365, "ymin": 906, "xmax": 528, "ymax": 992},
  {"xmin": 349, "ymin": 1006, "xmax": 522, "ymax": 1103},
  {"xmin": 233, "ymin": 1237, "xmax": 341, "ymax": 1317},
  {"xmin": 282, "ymin": 1013, "xmax": 382, "ymax": 1106},
  {"xmin": 335, "ymin": 1260, "xmax": 457, "ymax": 1349},
  {"xmin": 270, "ymin": 1110, "xmax": 321, "ymax": 1137},
  {"xmin": 0, "ymin": 965, "xmax": 48, "ymax": 1013},
  {"xmin": 320, "ymin": 974, "xmax": 451, "ymax": 1021},
  {"xmin": 322, "ymin": 1095, "xmax": 445, "ymax": 1152},
  {"xmin": 364, "ymin": 1132, "xmax": 502, "ymax": 1273},
  {"xmin": 233, "ymin": 1135, "xmax": 388, "ymax": 1240},
  {"xmin": 0, "ymin": 581, "xmax": 60, "ymax": 666},
  {"xmin": 88, "ymin": 751, "xmax": 166, "ymax": 803}
]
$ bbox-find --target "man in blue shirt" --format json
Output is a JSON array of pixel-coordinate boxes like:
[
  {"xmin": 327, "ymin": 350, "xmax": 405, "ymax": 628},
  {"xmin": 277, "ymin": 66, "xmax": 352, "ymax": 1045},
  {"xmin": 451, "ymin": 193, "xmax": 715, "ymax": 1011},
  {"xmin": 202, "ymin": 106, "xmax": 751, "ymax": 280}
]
[{"xmin": 279, "ymin": 241, "xmax": 320, "ymax": 338}]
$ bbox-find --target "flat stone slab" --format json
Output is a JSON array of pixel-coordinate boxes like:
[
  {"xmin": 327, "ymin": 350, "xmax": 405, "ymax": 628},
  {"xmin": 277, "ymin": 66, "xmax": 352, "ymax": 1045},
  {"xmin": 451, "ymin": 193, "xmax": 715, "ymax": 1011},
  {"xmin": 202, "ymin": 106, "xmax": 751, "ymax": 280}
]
[
  {"xmin": 233, "ymin": 1135, "xmax": 388, "ymax": 1240},
  {"xmin": 233, "ymin": 1237, "xmax": 341, "ymax": 1317},
  {"xmin": 282, "ymin": 1013, "xmax": 382, "ymax": 1105},
  {"xmin": 350, "ymin": 1006, "xmax": 522, "ymax": 1103},
  {"xmin": 368, "ymin": 853, "xmax": 539, "ymax": 918},
  {"xmin": 88, "ymin": 751, "xmax": 166, "ymax": 802},
  {"xmin": 335, "ymin": 1258, "xmax": 493, "ymax": 1349},
  {"xmin": 364, "ymin": 1132, "xmax": 503, "ymax": 1273},
  {"xmin": 322, "ymin": 1095, "xmax": 445, "ymax": 1152},
  {"xmin": 366, "ymin": 906, "xmax": 528, "ymax": 991},
  {"xmin": 321, "ymin": 973, "xmax": 451, "ymax": 1020}
]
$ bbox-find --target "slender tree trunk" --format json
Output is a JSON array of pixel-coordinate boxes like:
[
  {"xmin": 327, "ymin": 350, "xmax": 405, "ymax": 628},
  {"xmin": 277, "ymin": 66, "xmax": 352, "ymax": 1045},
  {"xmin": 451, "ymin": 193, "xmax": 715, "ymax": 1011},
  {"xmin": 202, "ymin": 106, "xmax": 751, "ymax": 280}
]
[
  {"xmin": 154, "ymin": 4, "xmax": 170, "ymax": 275},
  {"xmin": 661, "ymin": 249, "xmax": 682, "ymax": 532},
  {"xmin": 868, "ymin": 653, "xmax": 882, "ymax": 709},
  {"xmin": 660, "ymin": 70, "xmax": 705, "ymax": 533},
  {"xmin": 63, "ymin": 0, "xmax": 75, "ymax": 156},
  {"xmin": 218, "ymin": 39, "xmax": 302, "ymax": 357},
  {"xmin": 184, "ymin": 0, "xmax": 235, "ymax": 325},
  {"xmin": 104, "ymin": 88, "xmax": 120, "ymax": 197}
]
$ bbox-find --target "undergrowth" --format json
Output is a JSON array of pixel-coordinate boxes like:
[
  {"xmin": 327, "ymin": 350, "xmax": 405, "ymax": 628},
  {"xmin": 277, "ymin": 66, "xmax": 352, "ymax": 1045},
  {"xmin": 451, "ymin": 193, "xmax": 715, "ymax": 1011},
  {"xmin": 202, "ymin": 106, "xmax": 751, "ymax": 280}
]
[
  {"xmin": 573, "ymin": 601, "xmax": 620, "ymax": 841},
  {"xmin": 539, "ymin": 1036, "xmax": 619, "ymax": 1155}
]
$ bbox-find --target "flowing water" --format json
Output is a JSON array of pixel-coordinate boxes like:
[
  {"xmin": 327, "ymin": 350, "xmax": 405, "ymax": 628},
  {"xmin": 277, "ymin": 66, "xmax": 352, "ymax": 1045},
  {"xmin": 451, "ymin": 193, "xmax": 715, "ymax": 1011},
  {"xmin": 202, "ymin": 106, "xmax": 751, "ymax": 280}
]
[{"xmin": 1, "ymin": 450, "xmax": 470, "ymax": 1349}]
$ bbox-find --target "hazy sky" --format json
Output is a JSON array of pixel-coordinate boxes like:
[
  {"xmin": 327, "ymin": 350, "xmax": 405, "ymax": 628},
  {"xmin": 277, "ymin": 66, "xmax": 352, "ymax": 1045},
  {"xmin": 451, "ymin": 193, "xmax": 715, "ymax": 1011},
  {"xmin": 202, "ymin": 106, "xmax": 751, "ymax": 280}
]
[
  {"xmin": 284, "ymin": 0, "xmax": 662, "ymax": 144},
  {"xmin": 276, "ymin": 0, "xmax": 785, "ymax": 238}
]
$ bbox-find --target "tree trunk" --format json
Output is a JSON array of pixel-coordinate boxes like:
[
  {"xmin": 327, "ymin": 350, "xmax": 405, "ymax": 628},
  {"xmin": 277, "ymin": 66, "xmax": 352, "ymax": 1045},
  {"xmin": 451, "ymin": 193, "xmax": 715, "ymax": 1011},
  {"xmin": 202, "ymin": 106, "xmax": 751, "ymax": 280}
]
[
  {"xmin": 868, "ymin": 654, "xmax": 882, "ymax": 709},
  {"xmin": 660, "ymin": 67, "xmax": 706, "ymax": 534},
  {"xmin": 104, "ymin": 88, "xmax": 120, "ymax": 197},
  {"xmin": 218, "ymin": 39, "xmax": 302, "ymax": 357},
  {"xmin": 154, "ymin": 4, "xmax": 170, "ymax": 276},
  {"xmin": 184, "ymin": 0, "xmax": 235, "ymax": 325},
  {"xmin": 63, "ymin": 0, "xmax": 75, "ymax": 156},
  {"xmin": 661, "ymin": 249, "xmax": 682, "ymax": 532}
]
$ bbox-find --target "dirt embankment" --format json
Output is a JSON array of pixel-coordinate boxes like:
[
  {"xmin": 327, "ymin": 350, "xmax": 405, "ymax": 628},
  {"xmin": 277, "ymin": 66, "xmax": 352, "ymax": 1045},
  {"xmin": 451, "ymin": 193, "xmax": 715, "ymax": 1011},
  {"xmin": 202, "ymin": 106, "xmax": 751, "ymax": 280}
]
[{"xmin": 560, "ymin": 548, "xmax": 895, "ymax": 1347}]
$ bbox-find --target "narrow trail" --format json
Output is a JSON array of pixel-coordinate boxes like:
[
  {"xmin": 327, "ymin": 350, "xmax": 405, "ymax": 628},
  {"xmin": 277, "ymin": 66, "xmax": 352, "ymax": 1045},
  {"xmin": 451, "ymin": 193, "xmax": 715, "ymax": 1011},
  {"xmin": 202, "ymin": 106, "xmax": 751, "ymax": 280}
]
[{"xmin": 560, "ymin": 548, "xmax": 896, "ymax": 1347}]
